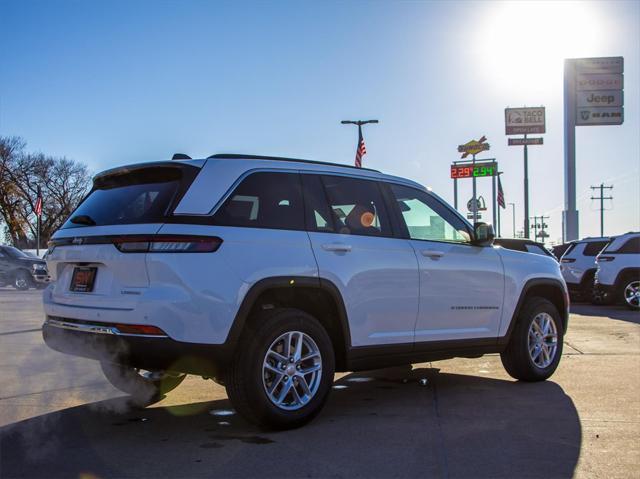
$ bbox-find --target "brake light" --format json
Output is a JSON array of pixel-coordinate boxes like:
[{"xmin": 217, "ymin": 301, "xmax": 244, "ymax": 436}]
[
  {"xmin": 114, "ymin": 324, "xmax": 167, "ymax": 335},
  {"xmin": 597, "ymin": 256, "xmax": 615, "ymax": 262},
  {"xmin": 112, "ymin": 235, "xmax": 222, "ymax": 253},
  {"xmin": 561, "ymin": 258, "xmax": 576, "ymax": 263}
]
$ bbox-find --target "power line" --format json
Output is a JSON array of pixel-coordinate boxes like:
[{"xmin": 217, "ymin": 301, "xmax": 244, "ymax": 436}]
[{"xmin": 590, "ymin": 183, "xmax": 613, "ymax": 237}]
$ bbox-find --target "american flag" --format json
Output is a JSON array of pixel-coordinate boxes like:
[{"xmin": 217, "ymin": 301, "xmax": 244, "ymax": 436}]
[
  {"xmin": 497, "ymin": 177, "xmax": 506, "ymax": 209},
  {"xmin": 34, "ymin": 186, "xmax": 43, "ymax": 217},
  {"xmin": 355, "ymin": 126, "xmax": 367, "ymax": 168}
]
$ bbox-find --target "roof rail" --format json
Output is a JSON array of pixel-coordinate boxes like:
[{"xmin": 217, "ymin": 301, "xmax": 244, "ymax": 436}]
[{"xmin": 206, "ymin": 153, "xmax": 380, "ymax": 172}]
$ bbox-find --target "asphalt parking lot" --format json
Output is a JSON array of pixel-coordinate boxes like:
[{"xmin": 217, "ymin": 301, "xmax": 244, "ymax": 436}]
[{"xmin": 0, "ymin": 287, "xmax": 638, "ymax": 479}]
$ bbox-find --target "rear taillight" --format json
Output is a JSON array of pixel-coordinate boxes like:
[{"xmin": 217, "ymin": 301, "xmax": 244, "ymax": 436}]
[
  {"xmin": 561, "ymin": 258, "xmax": 576, "ymax": 263},
  {"xmin": 113, "ymin": 235, "xmax": 222, "ymax": 253},
  {"xmin": 597, "ymin": 256, "xmax": 615, "ymax": 262}
]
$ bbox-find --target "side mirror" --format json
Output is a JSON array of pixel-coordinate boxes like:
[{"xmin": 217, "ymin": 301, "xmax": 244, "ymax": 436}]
[{"xmin": 473, "ymin": 222, "xmax": 495, "ymax": 246}]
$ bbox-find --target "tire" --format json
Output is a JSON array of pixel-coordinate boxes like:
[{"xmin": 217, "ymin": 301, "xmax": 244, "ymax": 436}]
[
  {"xmin": 13, "ymin": 270, "xmax": 31, "ymax": 290},
  {"xmin": 618, "ymin": 275, "xmax": 640, "ymax": 311},
  {"xmin": 501, "ymin": 297, "xmax": 564, "ymax": 382},
  {"xmin": 101, "ymin": 361, "xmax": 186, "ymax": 402},
  {"xmin": 226, "ymin": 308, "xmax": 335, "ymax": 430}
]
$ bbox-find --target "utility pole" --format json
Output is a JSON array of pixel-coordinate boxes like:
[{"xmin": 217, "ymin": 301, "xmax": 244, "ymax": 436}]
[
  {"xmin": 508, "ymin": 202, "xmax": 516, "ymax": 237},
  {"xmin": 523, "ymin": 134, "xmax": 530, "ymax": 238},
  {"xmin": 530, "ymin": 215, "xmax": 550, "ymax": 243},
  {"xmin": 590, "ymin": 184, "xmax": 613, "ymax": 237}
]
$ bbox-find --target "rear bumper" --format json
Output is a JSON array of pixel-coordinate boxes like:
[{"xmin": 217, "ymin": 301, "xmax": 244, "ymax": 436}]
[{"xmin": 42, "ymin": 318, "xmax": 233, "ymax": 378}]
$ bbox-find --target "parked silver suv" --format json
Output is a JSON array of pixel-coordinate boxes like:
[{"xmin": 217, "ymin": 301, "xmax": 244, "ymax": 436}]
[
  {"xmin": 594, "ymin": 232, "xmax": 640, "ymax": 310},
  {"xmin": 42, "ymin": 154, "xmax": 569, "ymax": 429}
]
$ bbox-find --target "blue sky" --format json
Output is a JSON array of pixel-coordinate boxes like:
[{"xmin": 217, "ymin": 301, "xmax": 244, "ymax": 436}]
[{"xmin": 1, "ymin": 0, "xmax": 638, "ymax": 243}]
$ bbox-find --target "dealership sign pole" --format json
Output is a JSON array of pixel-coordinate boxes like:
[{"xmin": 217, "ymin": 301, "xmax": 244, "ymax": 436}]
[
  {"xmin": 505, "ymin": 107, "xmax": 545, "ymax": 239},
  {"xmin": 454, "ymin": 136, "xmax": 491, "ymax": 223},
  {"xmin": 563, "ymin": 57, "xmax": 623, "ymax": 242}
]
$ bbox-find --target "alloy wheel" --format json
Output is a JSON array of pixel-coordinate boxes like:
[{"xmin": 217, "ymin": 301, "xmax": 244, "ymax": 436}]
[
  {"xmin": 262, "ymin": 331, "xmax": 322, "ymax": 411},
  {"xmin": 527, "ymin": 312, "xmax": 558, "ymax": 369},
  {"xmin": 624, "ymin": 280, "xmax": 640, "ymax": 308}
]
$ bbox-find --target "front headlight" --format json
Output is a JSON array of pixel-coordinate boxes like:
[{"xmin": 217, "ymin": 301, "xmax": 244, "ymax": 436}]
[{"xmin": 32, "ymin": 263, "xmax": 47, "ymax": 272}]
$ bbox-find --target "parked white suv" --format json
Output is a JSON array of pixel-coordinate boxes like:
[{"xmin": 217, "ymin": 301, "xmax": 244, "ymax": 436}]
[
  {"xmin": 560, "ymin": 237, "xmax": 609, "ymax": 302},
  {"xmin": 42, "ymin": 154, "xmax": 569, "ymax": 429},
  {"xmin": 594, "ymin": 232, "xmax": 640, "ymax": 310}
]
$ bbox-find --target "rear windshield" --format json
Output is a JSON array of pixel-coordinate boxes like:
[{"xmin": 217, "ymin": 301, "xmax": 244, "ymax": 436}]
[
  {"xmin": 583, "ymin": 241, "xmax": 607, "ymax": 256},
  {"xmin": 61, "ymin": 165, "xmax": 197, "ymax": 229}
]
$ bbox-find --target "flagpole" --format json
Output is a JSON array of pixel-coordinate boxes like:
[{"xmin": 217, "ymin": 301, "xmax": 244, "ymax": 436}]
[
  {"xmin": 37, "ymin": 214, "xmax": 40, "ymax": 257},
  {"xmin": 492, "ymin": 173, "xmax": 497, "ymax": 229},
  {"xmin": 36, "ymin": 185, "xmax": 42, "ymax": 257}
]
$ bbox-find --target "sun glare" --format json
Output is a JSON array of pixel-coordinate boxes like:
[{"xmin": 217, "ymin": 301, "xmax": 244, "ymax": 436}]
[{"xmin": 474, "ymin": 1, "xmax": 607, "ymax": 94}]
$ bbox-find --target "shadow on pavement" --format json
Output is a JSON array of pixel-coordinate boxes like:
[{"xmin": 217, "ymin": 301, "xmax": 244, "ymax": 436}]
[
  {"xmin": 571, "ymin": 304, "xmax": 639, "ymax": 324},
  {"xmin": 0, "ymin": 366, "xmax": 581, "ymax": 478}
]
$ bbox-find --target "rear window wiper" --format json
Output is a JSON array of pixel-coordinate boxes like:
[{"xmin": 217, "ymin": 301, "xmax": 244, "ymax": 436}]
[{"xmin": 70, "ymin": 214, "xmax": 96, "ymax": 226}]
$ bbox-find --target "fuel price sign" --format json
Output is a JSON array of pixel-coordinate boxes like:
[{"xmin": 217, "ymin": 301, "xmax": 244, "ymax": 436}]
[{"xmin": 450, "ymin": 161, "xmax": 497, "ymax": 179}]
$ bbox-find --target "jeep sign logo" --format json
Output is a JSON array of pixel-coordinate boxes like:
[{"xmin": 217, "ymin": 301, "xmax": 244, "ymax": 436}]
[{"xmin": 577, "ymin": 90, "xmax": 623, "ymax": 108}]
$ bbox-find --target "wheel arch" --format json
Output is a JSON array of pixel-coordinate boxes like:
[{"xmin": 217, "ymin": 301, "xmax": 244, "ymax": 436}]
[
  {"xmin": 579, "ymin": 268, "xmax": 597, "ymax": 289},
  {"xmin": 226, "ymin": 276, "xmax": 351, "ymax": 371},
  {"xmin": 500, "ymin": 278, "xmax": 569, "ymax": 345},
  {"xmin": 614, "ymin": 268, "xmax": 640, "ymax": 288}
]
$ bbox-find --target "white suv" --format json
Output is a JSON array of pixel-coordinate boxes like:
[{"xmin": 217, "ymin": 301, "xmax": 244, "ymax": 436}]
[
  {"xmin": 42, "ymin": 154, "xmax": 569, "ymax": 429},
  {"xmin": 594, "ymin": 232, "xmax": 640, "ymax": 310},
  {"xmin": 560, "ymin": 237, "xmax": 609, "ymax": 302}
]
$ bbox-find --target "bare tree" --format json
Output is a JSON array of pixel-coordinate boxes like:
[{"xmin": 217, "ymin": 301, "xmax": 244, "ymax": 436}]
[{"xmin": 0, "ymin": 136, "xmax": 92, "ymax": 247}]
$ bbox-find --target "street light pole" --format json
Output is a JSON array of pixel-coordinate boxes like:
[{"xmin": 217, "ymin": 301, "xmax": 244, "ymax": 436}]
[
  {"xmin": 341, "ymin": 120, "xmax": 379, "ymax": 167},
  {"xmin": 508, "ymin": 202, "xmax": 516, "ymax": 237}
]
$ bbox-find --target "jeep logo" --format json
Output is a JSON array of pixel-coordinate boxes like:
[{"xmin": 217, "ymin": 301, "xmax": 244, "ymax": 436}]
[
  {"xmin": 71, "ymin": 237, "xmax": 84, "ymax": 245},
  {"xmin": 586, "ymin": 93, "xmax": 615, "ymax": 104}
]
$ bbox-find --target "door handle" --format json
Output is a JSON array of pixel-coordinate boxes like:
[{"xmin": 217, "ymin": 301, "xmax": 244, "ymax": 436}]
[
  {"xmin": 421, "ymin": 250, "xmax": 444, "ymax": 259},
  {"xmin": 322, "ymin": 243, "xmax": 352, "ymax": 252}
]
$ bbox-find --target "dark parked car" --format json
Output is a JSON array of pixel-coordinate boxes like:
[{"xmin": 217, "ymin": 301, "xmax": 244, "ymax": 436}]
[
  {"xmin": 494, "ymin": 238, "xmax": 557, "ymax": 260},
  {"xmin": 0, "ymin": 245, "xmax": 49, "ymax": 290}
]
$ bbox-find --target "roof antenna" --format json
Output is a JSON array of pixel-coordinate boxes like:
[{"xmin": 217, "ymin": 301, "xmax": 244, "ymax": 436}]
[{"xmin": 172, "ymin": 153, "xmax": 192, "ymax": 160}]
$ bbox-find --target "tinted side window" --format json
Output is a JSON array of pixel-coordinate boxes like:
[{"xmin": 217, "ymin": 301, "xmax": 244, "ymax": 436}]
[
  {"xmin": 583, "ymin": 241, "xmax": 607, "ymax": 256},
  {"xmin": 618, "ymin": 237, "xmax": 640, "ymax": 254},
  {"xmin": 320, "ymin": 176, "xmax": 392, "ymax": 237},
  {"xmin": 390, "ymin": 184, "xmax": 471, "ymax": 243},
  {"xmin": 213, "ymin": 172, "xmax": 304, "ymax": 230}
]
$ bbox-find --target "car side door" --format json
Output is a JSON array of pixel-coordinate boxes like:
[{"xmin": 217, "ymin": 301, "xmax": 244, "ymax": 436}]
[
  {"xmin": 387, "ymin": 183, "xmax": 505, "ymax": 342},
  {"xmin": 302, "ymin": 173, "xmax": 419, "ymax": 348}
]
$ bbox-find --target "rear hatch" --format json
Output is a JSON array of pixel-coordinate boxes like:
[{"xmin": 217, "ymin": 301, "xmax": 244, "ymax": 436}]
[{"xmin": 47, "ymin": 161, "xmax": 201, "ymax": 309}]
